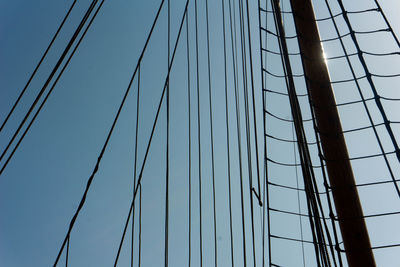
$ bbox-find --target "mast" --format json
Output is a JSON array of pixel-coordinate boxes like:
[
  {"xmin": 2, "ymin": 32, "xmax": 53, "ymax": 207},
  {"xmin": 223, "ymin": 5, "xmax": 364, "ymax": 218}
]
[{"xmin": 287, "ymin": 0, "xmax": 376, "ymax": 266}]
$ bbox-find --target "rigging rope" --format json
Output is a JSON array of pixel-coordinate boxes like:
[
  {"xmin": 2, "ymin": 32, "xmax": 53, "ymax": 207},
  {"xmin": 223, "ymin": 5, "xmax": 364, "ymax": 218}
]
[
  {"xmin": 194, "ymin": 0, "xmax": 203, "ymax": 265},
  {"xmin": 0, "ymin": 0, "xmax": 77, "ymax": 133},
  {"xmin": 221, "ymin": 0, "xmax": 235, "ymax": 265},
  {"xmin": 52, "ymin": 1, "xmax": 167, "ymax": 264},
  {"xmin": 0, "ymin": 0, "xmax": 102, "ymax": 175}
]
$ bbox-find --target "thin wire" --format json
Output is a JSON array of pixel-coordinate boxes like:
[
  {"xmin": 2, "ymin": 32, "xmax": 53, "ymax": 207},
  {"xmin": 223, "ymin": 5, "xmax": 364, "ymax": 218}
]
[
  {"xmin": 230, "ymin": 0, "xmax": 247, "ymax": 264},
  {"xmin": 0, "ymin": 0, "xmax": 100, "ymax": 174},
  {"xmin": 263, "ymin": 68, "xmax": 304, "ymax": 78},
  {"xmin": 221, "ymin": 0, "xmax": 235, "ymax": 265},
  {"xmin": 262, "ymin": 47, "xmax": 301, "ymax": 56},
  {"xmin": 264, "ymin": 0, "xmax": 272, "ymax": 264},
  {"xmin": 65, "ymin": 236, "xmax": 70, "ymax": 267},
  {"xmin": 373, "ymin": 0, "xmax": 400, "ymax": 48},
  {"xmin": 238, "ymin": 0, "xmax": 257, "ymax": 265},
  {"xmin": 185, "ymin": 11, "xmax": 192, "ymax": 267},
  {"xmin": 356, "ymin": 178, "xmax": 400, "ymax": 188},
  {"xmin": 263, "ymin": 88, "xmax": 308, "ymax": 97},
  {"xmin": 255, "ymin": 0, "xmax": 268, "ymax": 265},
  {"xmin": 264, "ymin": 108, "xmax": 313, "ymax": 123},
  {"xmin": 114, "ymin": 196, "xmax": 134, "ymax": 267},
  {"xmin": 0, "ymin": 0, "xmax": 77, "ymax": 133},
  {"xmin": 263, "ymin": 48, "xmax": 399, "ymax": 60},
  {"xmin": 268, "ymin": 207, "xmax": 330, "ymax": 221},
  {"xmin": 270, "ymin": 234, "xmax": 334, "ymax": 247},
  {"xmin": 138, "ymin": 184, "xmax": 142, "ymax": 267},
  {"xmin": 131, "ymin": 65, "xmax": 141, "ymax": 267},
  {"xmin": 205, "ymin": 1, "xmax": 218, "ymax": 265},
  {"xmin": 194, "ymin": 0, "xmax": 203, "ymax": 265},
  {"xmin": 245, "ymin": 0, "xmax": 262, "ymax": 203},
  {"xmin": 266, "ymin": 156, "xmax": 323, "ymax": 168},
  {"xmin": 113, "ymin": 2, "xmax": 191, "ymax": 265},
  {"xmin": 51, "ymin": 1, "xmax": 166, "ymax": 265},
  {"xmin": 261, "ymin": 26, "xmax": 356, "ymax": 43},
  {"xmin": 164, "ymin": 0, "xmax": 170, "ymax": 266},
  {"xmin": 265, "ymin": 132, "xmax": 318, "ymax": 145},
  {"xmin": 259, "ymin": 6, "xmax": 380, "ymax": 20},
  {"xmin": 292, "ymin": 123, "xmax": 306, "ymax": 267}
]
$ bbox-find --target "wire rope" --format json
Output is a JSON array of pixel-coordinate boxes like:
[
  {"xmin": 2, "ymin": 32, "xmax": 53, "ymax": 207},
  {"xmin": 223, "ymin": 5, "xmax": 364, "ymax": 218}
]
[{"xmin": 0, "ymin": 0, "xmax": 77, "ymax": 133}]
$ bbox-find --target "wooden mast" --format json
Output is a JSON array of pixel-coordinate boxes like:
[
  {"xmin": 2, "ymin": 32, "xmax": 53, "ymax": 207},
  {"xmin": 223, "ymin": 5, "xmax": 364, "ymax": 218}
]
[{"xmin": 284, "ymin": 0, "xmax": 376, "ymax": 266}]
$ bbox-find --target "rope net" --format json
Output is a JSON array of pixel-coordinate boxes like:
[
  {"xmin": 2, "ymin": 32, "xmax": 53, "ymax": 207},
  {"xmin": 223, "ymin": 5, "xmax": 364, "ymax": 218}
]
[{"xmin": 259, "ymin": 0, "xmax": 400, "ymax": 266}]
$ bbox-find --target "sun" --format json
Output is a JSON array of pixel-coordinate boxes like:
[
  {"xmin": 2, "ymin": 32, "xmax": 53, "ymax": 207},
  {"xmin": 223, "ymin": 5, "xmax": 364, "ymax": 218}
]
[{"xmin": 321, "ymin": 46, "xmax": 328, "ymax": 64}]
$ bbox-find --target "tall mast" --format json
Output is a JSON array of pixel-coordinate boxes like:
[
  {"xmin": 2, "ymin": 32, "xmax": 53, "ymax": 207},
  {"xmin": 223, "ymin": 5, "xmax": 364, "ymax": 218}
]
[{"xmin": 287, "ymin": 0, "xmax": 376, "ymax": 266}]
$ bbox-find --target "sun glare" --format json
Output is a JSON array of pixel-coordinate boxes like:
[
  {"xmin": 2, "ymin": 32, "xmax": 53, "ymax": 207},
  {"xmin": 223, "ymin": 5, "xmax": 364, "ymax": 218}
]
[{"xmin": 322, "ymin": 51, "xmax": 328, "ymax": 64}]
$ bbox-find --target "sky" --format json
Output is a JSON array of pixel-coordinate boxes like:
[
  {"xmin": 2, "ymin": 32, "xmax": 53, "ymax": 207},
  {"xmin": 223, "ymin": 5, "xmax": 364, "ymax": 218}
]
[{"xmin": 0, "ymin": 0, "xmax": 399, "ymax": 266}]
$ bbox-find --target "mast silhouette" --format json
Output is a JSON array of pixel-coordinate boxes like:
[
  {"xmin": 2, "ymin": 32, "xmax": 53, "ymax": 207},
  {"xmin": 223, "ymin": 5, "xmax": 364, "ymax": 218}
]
[{"xmin": 285, "ymin": 0, "xmax": 375, "ymax": 265}]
